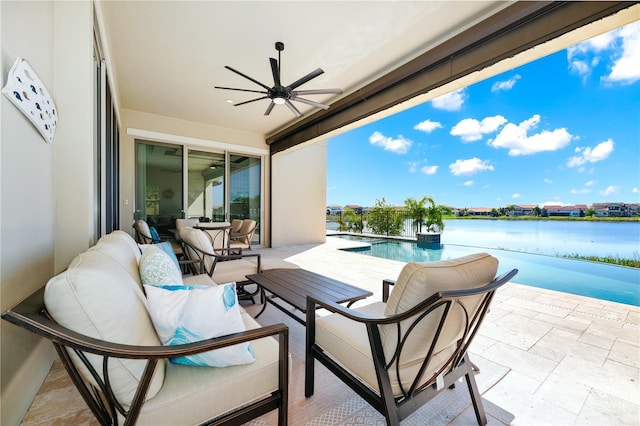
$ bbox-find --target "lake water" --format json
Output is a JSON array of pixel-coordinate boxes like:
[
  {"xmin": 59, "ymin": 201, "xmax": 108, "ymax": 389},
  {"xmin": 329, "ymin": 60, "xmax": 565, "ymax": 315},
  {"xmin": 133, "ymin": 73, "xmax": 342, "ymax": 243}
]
[{"xmin": 329, "ymin": 219, "xmax": 640, "ymax": 259}]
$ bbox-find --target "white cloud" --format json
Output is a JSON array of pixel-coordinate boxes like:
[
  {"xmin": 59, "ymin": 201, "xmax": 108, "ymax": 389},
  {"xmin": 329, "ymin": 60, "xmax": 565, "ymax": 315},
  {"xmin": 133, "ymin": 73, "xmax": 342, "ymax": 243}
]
[
  {"xmin": 449, "ymin": 158, "xmax": 494, "ymax": 176},
  {"xmin": 421, "ymin": 165, "xmax": 438, "ymax": 175},
  {"xmin": 491, "ymin": 74, "xmax": 521, "ymax": 92},
  {"xmin": 462, "ymin": 180, "xmax": 474, "ymax": 186},
  {"xmin": 407, "ymin": 161, "xmax": 419, "ymax": 173},
  {"xmin": 369, "ymin": 131, "xmax": 412, "ymax": 154},
  {"xmin": 568, "ymin": 21, "xmax": 640, "ymax": 84},
  {"xmin": 544, "ymin": 178, "xmax": 553, "ymax": 184},
  {"xmin": 567, "ymin": 139, "xmax": 614, "ymax": 167},
  {"xmin": 451, "ymin": 115, "xmax": 507, "ymax": 142},
  {"xmin": 512, "ymin": 193, "xmax": 522, "ymax": 199},
  {"xmin": 431, "ymin": 89, "xmax": 465, "ymax": 111},
  {"xmin": 488, "ymin": 114, "xmax": 573, "ymax": 156},
  {"xmin": 413, "ymin": 119, "xmax": 442, "ymax": 133},
  {"xmin": 603, "ymin": 21, "xmax": 640, "ymax": 84},
  {"xmin": 571, "ymin": 188, "xmax": 592, "ymax": 194},
  {"xmin": 633, "ymin": 187, "xmax": 638, "ymax": 193},
  {"xmin": 585, "ymin": 180, "xmax": 597, "ymax": 187},
  {"xmin": 600, "ymin": 185, "xmax": 619, "ymax": 196}
]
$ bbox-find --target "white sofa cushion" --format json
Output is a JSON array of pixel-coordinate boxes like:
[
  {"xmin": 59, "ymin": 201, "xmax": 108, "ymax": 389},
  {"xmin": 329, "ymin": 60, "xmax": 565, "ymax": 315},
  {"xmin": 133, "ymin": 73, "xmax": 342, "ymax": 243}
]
[
  {"xmin": 44, "ymin": 249, "xmax": 166, "ymax": 407},
  {"xmin": 136, "ymin": 313, "xmax": 282, "ymax": 425},
  {"xmin": 144, "ymin": 283, "xmax": 255, "ymax": 367},
  {"xmin": 90, "ymin": 230, "xmax": 144, "ymax": 289}
]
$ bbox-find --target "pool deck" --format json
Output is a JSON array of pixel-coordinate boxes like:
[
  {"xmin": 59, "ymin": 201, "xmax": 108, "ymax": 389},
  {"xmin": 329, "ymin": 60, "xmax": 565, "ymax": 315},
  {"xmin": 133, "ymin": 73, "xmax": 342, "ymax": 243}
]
[{"xmin": 253, "ymin": 236, "xmax": 640, "ymax": 425}]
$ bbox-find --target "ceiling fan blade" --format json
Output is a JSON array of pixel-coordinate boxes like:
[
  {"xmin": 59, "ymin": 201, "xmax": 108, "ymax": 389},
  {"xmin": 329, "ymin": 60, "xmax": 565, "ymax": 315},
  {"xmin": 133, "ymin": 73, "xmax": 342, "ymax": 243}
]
[
  {"xmin": 292, "ymin": 88, "xmax": 342, "ymax": 95},
  {"xmin": 284, "ymin": 99, "xmax": 302, "ymax": 117},
  {"xmin": 286, "ymin": 68, "xmax": 324, "ymax": 91},
  {"xmin": 264, "ymin": 101, "xmax": 275, "ymax": 116},
  {"xmin": 224, "ymin": 66, "xmax": 272, "ymax": 91},
  {"xmin": 290, "ymin": 96, "xmax": 330, "ymax": 110},
  {"xmin": 234, "ymin": 96, "xmax": 269, "ymax": 107},
  {"xmin": 214, "ymin": 86, "xmax": 268, "ymax": 95},
  {"xmin": 269, "ymin": 58, "xmax": 280, "ymax": 87}
]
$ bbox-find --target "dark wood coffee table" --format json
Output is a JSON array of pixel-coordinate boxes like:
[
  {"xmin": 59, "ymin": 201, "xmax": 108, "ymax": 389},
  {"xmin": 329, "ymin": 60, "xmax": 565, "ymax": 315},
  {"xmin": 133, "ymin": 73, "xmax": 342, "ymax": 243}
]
[{"xmin": 247, "ymin": 268, "xmax": 373, "ymax": 325}]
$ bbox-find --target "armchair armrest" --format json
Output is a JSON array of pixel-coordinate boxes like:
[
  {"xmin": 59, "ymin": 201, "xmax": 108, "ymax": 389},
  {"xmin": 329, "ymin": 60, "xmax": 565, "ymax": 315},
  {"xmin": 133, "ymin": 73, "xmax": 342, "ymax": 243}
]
[
  {"xmin": 182, "ymin": 240, "xmax": 262, "ymax": 276},
  {"xmin": 382, "ymin": 278, "xmax": 395, "ymax": 303}
]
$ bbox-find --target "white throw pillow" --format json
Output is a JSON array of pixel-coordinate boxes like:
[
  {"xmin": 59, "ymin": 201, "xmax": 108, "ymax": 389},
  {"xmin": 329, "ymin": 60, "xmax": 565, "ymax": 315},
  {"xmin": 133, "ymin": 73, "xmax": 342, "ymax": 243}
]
[
  {"xmin": 144, "ymin": 282, "xmax": 255, "ymax": 367},
  {"xmin": 139, "ymin": 245, "xmax": 183, "ymax": 286}
]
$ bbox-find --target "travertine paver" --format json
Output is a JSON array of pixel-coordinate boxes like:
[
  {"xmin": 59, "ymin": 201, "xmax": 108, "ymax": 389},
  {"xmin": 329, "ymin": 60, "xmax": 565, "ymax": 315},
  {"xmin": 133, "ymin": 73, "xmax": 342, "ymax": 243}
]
[{"xmin": 253, "ymin": 237, "xmax": 640, "ymax": 425}]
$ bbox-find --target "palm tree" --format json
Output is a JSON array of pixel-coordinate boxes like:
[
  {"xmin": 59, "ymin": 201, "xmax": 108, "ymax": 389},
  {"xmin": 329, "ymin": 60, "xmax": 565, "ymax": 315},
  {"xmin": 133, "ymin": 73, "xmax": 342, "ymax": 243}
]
[
  {"xmin": 424, "ymin": 197, "xmax": 445, "ymax": 232},
  {"xmin": 404, "ymin": 196, "xmax": 429, "ymax": 233},
  {"xmin": 405, "ymin": 196, "xmax": 445, "ymax": 233}
]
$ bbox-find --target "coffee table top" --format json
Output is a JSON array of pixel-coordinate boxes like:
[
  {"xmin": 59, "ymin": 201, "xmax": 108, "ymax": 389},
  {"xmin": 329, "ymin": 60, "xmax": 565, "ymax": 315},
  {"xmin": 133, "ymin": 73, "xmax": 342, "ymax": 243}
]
[{"xmin": 247, "ymin": 268, "xmax": 373, "ymax": 314}]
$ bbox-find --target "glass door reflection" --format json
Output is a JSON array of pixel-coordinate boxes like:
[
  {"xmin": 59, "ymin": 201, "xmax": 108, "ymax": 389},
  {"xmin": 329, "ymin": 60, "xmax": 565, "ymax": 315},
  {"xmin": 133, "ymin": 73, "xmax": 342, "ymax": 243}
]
[{"xmin": 187, "ymin": 150, "xmax": 225, "ymax": 222}]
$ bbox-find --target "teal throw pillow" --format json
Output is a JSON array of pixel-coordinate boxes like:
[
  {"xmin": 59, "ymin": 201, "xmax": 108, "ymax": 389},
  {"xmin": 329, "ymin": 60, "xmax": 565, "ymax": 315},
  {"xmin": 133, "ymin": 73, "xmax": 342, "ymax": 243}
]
[{"xmin": 149, "ymin": 226, "xmax": 161, "ymax": 243}]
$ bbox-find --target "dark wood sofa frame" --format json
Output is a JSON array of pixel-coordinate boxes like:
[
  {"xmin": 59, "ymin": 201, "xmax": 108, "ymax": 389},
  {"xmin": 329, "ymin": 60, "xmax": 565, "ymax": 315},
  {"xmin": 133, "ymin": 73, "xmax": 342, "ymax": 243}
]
[
  {"xmin": 2, "ymin": 287, "xmax": 289, "ymax": 426},
  {"xmin": 305, "ymin": 269, "xmax": 518, "ymax": 426}
]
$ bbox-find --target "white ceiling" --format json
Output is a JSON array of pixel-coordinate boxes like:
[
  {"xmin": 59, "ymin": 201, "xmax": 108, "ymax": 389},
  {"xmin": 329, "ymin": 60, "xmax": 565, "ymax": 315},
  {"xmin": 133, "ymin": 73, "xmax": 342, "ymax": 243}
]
[{"xmin": 98, "ymin": 1, "xmax": 513, "ymax": 137}]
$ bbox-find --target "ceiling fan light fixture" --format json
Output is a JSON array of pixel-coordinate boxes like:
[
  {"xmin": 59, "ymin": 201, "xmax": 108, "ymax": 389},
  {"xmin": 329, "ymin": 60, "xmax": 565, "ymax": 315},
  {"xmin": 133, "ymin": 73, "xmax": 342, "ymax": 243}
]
[{"xmin": 273, "ymin": 97, "xmax": 286, "ymax": 105}]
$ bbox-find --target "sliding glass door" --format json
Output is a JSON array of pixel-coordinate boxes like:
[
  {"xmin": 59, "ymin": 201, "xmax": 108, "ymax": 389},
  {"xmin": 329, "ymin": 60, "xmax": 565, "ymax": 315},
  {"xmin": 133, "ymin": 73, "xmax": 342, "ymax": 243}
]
[
  {"xmin": 135, "ymin": 142, "xmax": 184, "ymax": 235},
  {"xmin": 229, "ymin": 154, "xmax": 261, "ymax": 244},
  {"xmin": 135, "ymin": 142, "xmax": 262, "ymax": 244}
]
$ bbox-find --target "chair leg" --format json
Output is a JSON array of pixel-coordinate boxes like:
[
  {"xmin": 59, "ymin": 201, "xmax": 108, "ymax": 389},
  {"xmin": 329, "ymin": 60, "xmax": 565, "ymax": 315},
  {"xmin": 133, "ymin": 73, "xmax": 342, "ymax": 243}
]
[
  {"xmin": 305, "ymin": 314, "xmax": 315, "ymax": 397},
  {"xmin": 465, "ymin": 366, "xmax": 488, "ymax": 426}
]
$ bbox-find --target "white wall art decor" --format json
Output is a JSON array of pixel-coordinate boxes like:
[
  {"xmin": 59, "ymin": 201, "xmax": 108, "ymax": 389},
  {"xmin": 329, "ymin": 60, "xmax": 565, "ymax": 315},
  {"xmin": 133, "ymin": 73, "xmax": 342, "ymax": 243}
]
[{"xmin": 2, "ymin": 58, "xmax": 58, "ymax": 143}]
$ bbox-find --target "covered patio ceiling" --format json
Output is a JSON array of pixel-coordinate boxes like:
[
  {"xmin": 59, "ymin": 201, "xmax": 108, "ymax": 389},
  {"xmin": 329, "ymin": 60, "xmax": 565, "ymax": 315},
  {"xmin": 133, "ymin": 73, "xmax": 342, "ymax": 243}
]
[{"xmin": 97, "ymin": 1, "xmax": 638, "ymax": 154}]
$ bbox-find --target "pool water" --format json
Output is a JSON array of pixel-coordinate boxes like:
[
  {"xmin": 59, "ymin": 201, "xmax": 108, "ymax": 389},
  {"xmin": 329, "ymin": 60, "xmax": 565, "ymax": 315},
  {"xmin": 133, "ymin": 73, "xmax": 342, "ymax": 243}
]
[{"xmin": 330, "ymin": 235, "xmax": 640, "ymax": 306}]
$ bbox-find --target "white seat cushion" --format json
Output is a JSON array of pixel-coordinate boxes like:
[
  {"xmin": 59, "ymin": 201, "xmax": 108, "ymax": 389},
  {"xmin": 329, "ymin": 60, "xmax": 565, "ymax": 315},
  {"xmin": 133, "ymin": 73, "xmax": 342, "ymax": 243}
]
[
  {"xmin": 211, "ymin": 259, "xmax": 259, "ymax": 283},
  {"xmin": 316, "ymin": 302, "xmax": 456, "ymax": 396}
]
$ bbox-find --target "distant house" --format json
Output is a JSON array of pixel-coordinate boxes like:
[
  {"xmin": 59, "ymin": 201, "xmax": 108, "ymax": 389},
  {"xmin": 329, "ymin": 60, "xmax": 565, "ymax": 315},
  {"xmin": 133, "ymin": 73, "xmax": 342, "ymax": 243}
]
[
  {"xmin": 545, "ymin": 205, "xmax": 583, "ymax": 216},
  {"xmin": 467, "ymin": 207, "xmax": 492, "ymax": 216},
  {"xmin": 513, "ymin": 204, "xmax": 537, "ymax": 216},
  {"xmin": 589, "ymin": 202, "xmax": 640, "ymax": 217},
  {"xmin": 326, "ymin": 205, "xmax": 342, "ymax": 215},
  {"xmin": 343, "ymin": 204, "xmax": 363, "ymax": 214},
  {"xmin": 591, "ymin": 203, "xmax": 609, "ymax": 217}
]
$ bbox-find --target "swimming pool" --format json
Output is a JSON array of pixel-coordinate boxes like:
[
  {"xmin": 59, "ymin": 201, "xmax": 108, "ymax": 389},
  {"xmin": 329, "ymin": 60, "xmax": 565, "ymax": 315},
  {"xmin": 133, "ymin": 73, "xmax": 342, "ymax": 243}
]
[{"xmin": 330, "ymin": 235, "xmax": 640, "ymax": 306}]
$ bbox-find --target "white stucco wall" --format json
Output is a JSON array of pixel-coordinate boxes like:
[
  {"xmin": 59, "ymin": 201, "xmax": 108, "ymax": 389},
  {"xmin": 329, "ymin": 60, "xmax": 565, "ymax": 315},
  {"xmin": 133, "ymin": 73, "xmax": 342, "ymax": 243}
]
[
  {"xmin": 0, "ymin": 2, "xmax": 93, "ymax": 424},
  {"xmin": 271, "ymin": 140, "xmax": 327, "ymax": 247}
]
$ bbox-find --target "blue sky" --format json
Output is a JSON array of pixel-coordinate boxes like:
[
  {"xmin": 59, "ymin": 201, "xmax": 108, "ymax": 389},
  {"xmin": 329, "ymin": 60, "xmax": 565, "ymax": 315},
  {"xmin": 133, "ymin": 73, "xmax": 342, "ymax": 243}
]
[{"xmin": 327, "ymin": 21, "xmax": 640, "ymax": 209}]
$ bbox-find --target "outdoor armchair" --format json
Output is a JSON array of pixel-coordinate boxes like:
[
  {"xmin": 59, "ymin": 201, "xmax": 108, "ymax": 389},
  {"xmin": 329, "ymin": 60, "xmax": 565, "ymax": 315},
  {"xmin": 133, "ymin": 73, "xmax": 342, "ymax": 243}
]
[
  {"xmin": 133, "ymin": 219, "xmax": 160, "ymax": 244},
  {"xmin": 179, "ymin": 226, "xmax": 261, "ymax": 301},
  {"xmin": 305, "ymin": 253, "xmax": 518, "ymax": 426},
  {"xmin": 230, "ymin": 219, "xmax": 257, "ymax": 251},
  {"xmin": 134, "ymin": 219, "xmax": 183, "ymax": 259}
]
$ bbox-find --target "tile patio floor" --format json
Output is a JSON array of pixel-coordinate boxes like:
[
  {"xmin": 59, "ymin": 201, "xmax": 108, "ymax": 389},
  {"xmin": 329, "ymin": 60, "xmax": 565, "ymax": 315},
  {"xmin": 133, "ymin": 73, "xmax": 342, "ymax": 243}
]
[{"xmin": 251, "ymin": 236, "xmax": 640, "ymax": 425}]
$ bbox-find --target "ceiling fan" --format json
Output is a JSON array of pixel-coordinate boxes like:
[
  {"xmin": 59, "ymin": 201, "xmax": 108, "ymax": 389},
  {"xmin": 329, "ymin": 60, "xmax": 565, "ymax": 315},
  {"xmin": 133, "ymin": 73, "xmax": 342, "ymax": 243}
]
[{"xmin": 215, "ymin": 42, "xmax": 342, "ymax": 117}]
